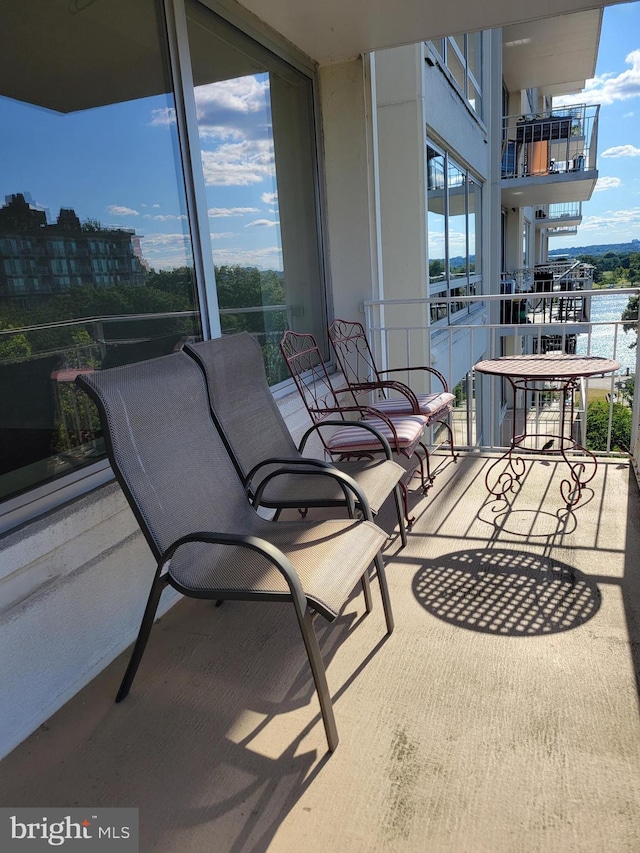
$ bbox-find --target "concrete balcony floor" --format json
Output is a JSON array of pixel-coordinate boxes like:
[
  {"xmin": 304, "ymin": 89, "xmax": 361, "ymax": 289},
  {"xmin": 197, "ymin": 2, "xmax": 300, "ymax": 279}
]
[{"xmin": 1, "ymin": 454, "xmax": 639, "ymax": 852}]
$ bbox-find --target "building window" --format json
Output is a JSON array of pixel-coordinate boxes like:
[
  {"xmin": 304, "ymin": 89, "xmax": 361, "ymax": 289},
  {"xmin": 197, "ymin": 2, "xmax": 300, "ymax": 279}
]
[
  {"xmin": 428, "ymin": 33, "xmax": 483, "ymax": 118},
  {"xmin": 184, "ymin": 0, "xmax": 325, "ymax": 385},
  {"xmin": 0, "ymin": 0, "xmax": 325, "ymax": 528},
  {"xmin": 426, "ymin": 143, "xmax": 482, "ymax": 323}
]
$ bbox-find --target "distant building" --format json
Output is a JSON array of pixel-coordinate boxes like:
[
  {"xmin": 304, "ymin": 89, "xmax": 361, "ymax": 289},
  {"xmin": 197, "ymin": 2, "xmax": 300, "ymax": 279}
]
[{"xmin": 0, "ymin": 193, "xmax": 146, "ymax": 302}]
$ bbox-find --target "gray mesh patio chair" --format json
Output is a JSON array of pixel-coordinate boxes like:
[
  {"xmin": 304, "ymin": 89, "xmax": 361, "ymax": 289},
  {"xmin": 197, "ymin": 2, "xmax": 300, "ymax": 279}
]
[
  {"xmin": 328, "ymin": 318, "xmax": 458, "ymax": 486},
  {"xmin": 76, "ymin": 351, "xmax": 393, "ymax": 752},
  {"xmin": 183, "ymin": 333, "xmax": 408, "ymax": 546}
]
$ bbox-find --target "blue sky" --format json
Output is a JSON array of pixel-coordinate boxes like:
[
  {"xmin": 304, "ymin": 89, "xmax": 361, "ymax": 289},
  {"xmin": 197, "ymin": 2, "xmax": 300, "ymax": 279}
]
[{"xmin": 555, "ymin": 1, "xmax": 640, "ymax": 246}]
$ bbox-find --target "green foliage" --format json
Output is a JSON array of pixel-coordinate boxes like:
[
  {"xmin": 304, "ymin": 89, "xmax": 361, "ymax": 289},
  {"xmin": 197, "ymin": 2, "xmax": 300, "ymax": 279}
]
[
  {"xmin": 585, "ymin": 399, "xmax": 632, "ymax": 453},
  {"xmin": 620, "ymin": 375, "xmax": 634, "ymax": 405},
  {"xmin": 0, "ymin": 325, "xmax": 32, "ymax": 360},
  {"xmin": 579, "ymin": 251, "xmax": 640, "ymax": 286}
]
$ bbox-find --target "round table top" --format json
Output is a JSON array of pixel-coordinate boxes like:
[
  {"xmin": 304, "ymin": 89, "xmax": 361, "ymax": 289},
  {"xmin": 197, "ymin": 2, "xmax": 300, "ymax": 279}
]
[{"xmin": 474, "ymin": 353, "xmax": 620, "ymax": 380}]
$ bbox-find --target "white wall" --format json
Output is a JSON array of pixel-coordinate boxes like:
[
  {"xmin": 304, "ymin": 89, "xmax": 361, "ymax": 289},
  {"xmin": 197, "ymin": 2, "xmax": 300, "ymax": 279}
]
[{"xmin": 318, "ymin": 58, "xmax": 379, "ymax": 323}]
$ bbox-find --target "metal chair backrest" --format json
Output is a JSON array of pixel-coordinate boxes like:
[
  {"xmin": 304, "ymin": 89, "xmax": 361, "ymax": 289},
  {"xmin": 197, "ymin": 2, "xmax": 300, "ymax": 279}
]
[
  {"xmin": 328, "ymin": 318, "xmax": 382, "ymax": 390},
  {"xmin": 76, "ymin": 351, "xmax": 256, "ymax": 562},
  {"xmin": 280, "ymin": 330, "xmax": 349, "ymax": 426},
  {"xmin": 184, "ymin": 333, "xmax": 299, "ymax": 482}
]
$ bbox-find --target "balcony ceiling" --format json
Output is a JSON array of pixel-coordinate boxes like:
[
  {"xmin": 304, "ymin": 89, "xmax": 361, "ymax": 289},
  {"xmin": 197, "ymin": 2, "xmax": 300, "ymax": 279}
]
[
  {"xmin": 501, "ymin": 170, "xmax": 598, "ymax": 207},
  {"xmin": 0, "ymin": 0, "xmax": 619, "ymax": 115},
  {"xmin": 233, "ymin": 0, "xmax": 613, "ymax": 64},
  {"xmin": 502, "ymin": 9, "xmax": 603, "ymax": 94}
]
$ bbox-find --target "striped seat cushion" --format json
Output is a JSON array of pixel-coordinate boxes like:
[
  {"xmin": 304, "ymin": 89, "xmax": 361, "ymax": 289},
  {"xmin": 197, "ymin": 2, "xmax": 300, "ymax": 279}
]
[
  {"xmin": 326, "ymin": 414, "xmax": 427, "ymax": 455},
  {"xmin": 373, "ymin": 391, "xmax": 454, "ymax": 419}
]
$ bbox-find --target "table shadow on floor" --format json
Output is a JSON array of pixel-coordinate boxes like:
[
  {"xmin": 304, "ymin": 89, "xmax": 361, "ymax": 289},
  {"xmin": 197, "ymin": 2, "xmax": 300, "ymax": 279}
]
[{"xmin": 413, "ymin": 549, "xmax": 600, "ymax": 636}]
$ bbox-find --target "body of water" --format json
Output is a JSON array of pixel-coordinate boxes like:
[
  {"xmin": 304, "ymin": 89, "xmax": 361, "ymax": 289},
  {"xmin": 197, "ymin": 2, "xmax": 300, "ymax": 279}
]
[{"xmin": 576, "ymin": 292, "xmax": 637, "ymax": 375}]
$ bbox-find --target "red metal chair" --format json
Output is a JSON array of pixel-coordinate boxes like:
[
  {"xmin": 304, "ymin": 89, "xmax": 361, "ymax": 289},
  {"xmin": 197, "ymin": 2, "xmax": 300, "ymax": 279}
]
[
  {"xmin": 328, "ymin": 318, "xmax": 458, "ymax": 485},
  {"xmin": 280, "ymin": 330, "xmax": 431, "ymax": 528}
]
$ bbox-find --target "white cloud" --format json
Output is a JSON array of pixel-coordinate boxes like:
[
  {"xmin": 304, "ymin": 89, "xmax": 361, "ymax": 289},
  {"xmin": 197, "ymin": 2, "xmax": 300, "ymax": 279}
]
[
  {"xmin": 152, "ymin": 204, "xmax": 161, "ymax": 209},
  {"xmin": 245, "ymin": 219, "xmax": 279, "ymax": 228},
  {"xmin": 580, "ymin": 207, "xmax": 640, "ymax": 231},
  {"xmin": 107, "ymin": 205, "xmax": 139, "ymax": 216},
  {"xmin": 149, "ymin": 107, "xmax": 176, "ymax": 126},
  {"xmin": 594, "ymin": 176, "xmax": 622, "ymax": 192},
  {"xmin": 601, "ymin": 144, "xmax": 640, "ymax": 158},
  {"xmin": 210, "ymin": 246, "xmax": 283, "ymax": 270},
  {"xmin": 555, "ymin": 49, "xmax": 640, "ymax": 108},
  {"xmin": 141, "ymin": 213, "xmax": 188, "ymax": 221},
  {"xmin": 623, "ymin": 111, "xmax": 635, "ymax": 118},
  {"xmin": 200, "ymin": 139, "xmax": 275, "ymax": 186},
  {"xmin": 210, "ymin": 232, "xmax": 235, "ymax": 240},
  {"xmin": 139, "ymin": 233, "xmax": 193, "ymax": 270},
  {"xmin": 261, "ymin": 191, "xmax": 278, "ymax": 205},
  {"xmin": 208, "ymin": 207, "xmax": 259, "ymax": 217},
  {"xmin": 194, "ymin": 76, "xmax": 271, "ymax": 143}
]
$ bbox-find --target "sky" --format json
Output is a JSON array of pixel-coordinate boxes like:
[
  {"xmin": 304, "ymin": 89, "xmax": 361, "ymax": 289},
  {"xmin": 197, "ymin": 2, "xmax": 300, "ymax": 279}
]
[{"xmin": 554, "ymin": 1, "xmax": 640, "ymax": 247}]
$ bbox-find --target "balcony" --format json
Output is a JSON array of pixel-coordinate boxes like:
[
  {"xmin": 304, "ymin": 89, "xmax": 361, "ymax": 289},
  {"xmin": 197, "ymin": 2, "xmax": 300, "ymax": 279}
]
[
  {"xmin": 535, "ymin": 202, "xmax": 583, "ymax": 229},
  {"xmin": 501, "ymin": 105, "xmax": 599, "ymax": 207}
]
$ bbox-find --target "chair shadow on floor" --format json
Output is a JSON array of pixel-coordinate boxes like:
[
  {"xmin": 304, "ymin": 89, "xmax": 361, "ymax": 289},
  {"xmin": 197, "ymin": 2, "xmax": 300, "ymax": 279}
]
[{"xmin": 412, "ymin": 549, "xmax": 601, "ymax": 636}]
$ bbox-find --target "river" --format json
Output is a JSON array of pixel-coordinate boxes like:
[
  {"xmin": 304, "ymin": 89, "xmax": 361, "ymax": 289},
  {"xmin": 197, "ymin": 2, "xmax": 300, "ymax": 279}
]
[{"xmin": 575, "ymin": 292, "xmax": 637, "ymax": 375}]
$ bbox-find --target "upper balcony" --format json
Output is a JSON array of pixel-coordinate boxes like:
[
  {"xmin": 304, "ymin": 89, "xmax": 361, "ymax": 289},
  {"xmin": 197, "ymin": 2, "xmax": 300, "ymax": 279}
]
[
  {"xmin": 535, "ymin": 202, "xmax": 583, "ymax": 230},
  {"xmin": 501, "ymin": 105, "xmax": 599, "ymax": 208}
]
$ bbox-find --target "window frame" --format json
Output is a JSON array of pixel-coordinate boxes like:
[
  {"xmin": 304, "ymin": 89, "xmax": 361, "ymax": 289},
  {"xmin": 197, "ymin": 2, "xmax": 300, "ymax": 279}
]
[
  {"xmin": 427, "ymin": 34, "xmax": 483, "ymax": 120},
  {"xmin": 426, "ymin": 140, "xmax": 483, "ymax": 326}
]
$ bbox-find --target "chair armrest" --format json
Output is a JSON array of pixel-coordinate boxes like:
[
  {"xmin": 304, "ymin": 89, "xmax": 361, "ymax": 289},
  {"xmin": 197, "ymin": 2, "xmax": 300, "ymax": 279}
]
[
  {"xmin": 248, "ymin": 460, "xmax": 373, "ymax": 520},
  {"xmin": 378, "ymin": 365, "xmax": 450, "ymax": 393},
  {"xmin": 349, "ymin": 379, "xmax": 421, "ymax": 413},
  {"xmin": 244, "ymin": 456, "xmax": 335, "ymax": 490},
  {"xmin": 159, "ymin": 531, "xmax": 309, "ymax": 615},
  {"xmin": 298, "ymin": 418, "xmax": 394, "ymax": 460}
]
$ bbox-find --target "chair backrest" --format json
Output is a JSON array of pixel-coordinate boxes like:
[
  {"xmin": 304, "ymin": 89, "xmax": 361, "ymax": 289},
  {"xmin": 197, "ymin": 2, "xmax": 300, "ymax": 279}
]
[
  {"xmin": 328, "ymin": 318, "xmax": 381, "ymax": 388},
  {"xmin": 280, "ymin": 330, "xmax": 348, "ymax": 425},
  {"xmin": 183, "ymin": 333, "xmax": 299, "ymax": 479},
  {"xmin": 76, "ymin": 352, "xmax": 256, "ymax": 562}
]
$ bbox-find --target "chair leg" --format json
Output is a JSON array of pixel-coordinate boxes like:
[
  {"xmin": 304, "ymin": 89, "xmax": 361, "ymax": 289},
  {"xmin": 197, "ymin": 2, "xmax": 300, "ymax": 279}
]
[
  {"xmin": 361, "ymin": 569, "xmax": 373, "ymax": 613},
  {"xmin": 394, "ymin": 484, "xmax": 408, "ymax": 548},
  {"xmin": 297, "ymin": 607, "xmax": 339, "ymax": 752},
  {"xmin": 399, "ymin": 481, "xmax": 416, "ymax": 528},
  {"xmin": 445, "ymin": 420, "xmax": 459, "ymax": 461},
  {"xmin": 116, "ymin": 575, "xmax": 167, "ymax": 703},
  {"xmin": 373, "ymin": 553, "xmax": 395, "ymax": 634},
  {"xmin": 418, "ymin": 443, "xmax": 434, "ymax": 491}
]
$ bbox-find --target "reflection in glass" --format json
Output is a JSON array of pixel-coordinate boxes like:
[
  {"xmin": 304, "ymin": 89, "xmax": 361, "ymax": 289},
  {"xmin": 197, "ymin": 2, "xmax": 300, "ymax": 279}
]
[
  {"xmin": 427, "ymin": 145, "xmax": 446, "ymax": 313},
  {"xmin": 426, "ymin": 142, "xmax": 483, "ymax": 321},
  {"xmin": 448, "ymin": 160, "xmax": 467, "ymax": 281},
  {"xmin": 0, "ymin": 0, "xmax": 200, "ymax": 505},
  {"xmin": 186, "ymin": 0, "xmax": 325, "ymax": 384}
]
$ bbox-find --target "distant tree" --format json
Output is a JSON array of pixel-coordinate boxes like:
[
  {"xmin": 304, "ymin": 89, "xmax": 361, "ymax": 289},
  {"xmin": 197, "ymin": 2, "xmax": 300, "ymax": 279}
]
[{"xmin": 429, "ymin": 259, "xmax": 445, "ymax": 279}]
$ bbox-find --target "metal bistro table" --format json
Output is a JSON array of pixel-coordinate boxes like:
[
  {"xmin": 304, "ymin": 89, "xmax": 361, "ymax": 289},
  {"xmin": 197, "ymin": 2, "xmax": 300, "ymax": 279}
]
[{"xmin": 474, "ymin": 353, "xmax": 620, "ymax": 507}]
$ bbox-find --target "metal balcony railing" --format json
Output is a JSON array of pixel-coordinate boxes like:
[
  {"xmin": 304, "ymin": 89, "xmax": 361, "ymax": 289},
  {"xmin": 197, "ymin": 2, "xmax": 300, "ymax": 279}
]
[
  {"xmin": 501, "ymin": 104, "xmax": 599, "ymax": 180},
  {"xmin": 363, "ymin": 287, "xmax": 639, "ymax": 475}
]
